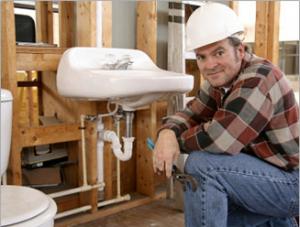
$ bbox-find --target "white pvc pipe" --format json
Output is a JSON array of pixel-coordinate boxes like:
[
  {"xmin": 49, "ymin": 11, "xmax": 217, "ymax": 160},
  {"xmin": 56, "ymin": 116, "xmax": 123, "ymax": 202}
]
[
  {"xmin": 97, "ymin": 194, "xmax": 131, "ymax": 208},
  {"xmin": 49, "ymin": 183, "xmax": 104, "ymax": 199},
  {"xmin": 96, "ymin": 104, "xmax": 118, "ymax": 190},
  {"xmin": 122, "ymin": 136, "xmax": 135, "ymax": 158},
  {"xmin": 117, "ymin": 158, "xmax": 121, "ymax": 197},
  {"xmin": 54, "ymin": 194, "xmax": 131, "ymax": 219},
  {"xmin": 97, "ymin": 140, "xmax": 105, "ymax": 185},
  {"xmin": 54, "ymin": 194, "xmax": 130, "ymax": 219},
  {"xmin": 52, "ymin": 111, "xmax": 133, "ymax": 220},
  {"xmin": 96, "ymin": 119, "xmax": 105, "ymax": 189},
  {"xmin": 55, "ymin": 205, "xmax": 92, "ymax": 219},
  {"xmin": 103, "ymin": 130, "xmax": 134, "ymax": 161}
]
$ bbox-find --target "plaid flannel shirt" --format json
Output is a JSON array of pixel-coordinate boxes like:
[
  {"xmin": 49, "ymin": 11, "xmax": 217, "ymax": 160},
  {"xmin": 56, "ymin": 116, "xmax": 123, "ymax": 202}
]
[{"xmin": 160, "ymin": 53, "xmax": 299, "ymax": 170}]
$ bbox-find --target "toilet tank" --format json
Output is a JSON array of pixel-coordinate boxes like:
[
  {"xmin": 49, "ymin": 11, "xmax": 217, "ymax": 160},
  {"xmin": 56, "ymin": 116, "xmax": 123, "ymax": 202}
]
[{"xmin": 1, "ymin": 89, "xmax": 13, "ymax": 177}]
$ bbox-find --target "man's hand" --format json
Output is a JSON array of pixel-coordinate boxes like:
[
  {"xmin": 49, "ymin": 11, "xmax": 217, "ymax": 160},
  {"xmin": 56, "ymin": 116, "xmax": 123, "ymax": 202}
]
[{"xmin": 153, "ymin": 129, "xmax": 180, "ymax": 178}]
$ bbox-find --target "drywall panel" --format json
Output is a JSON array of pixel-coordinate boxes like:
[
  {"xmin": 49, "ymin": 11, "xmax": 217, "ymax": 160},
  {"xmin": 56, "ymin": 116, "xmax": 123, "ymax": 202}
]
[{"xmin": 112, "ymin": 2, "xmax": 136, "ymax": 49}]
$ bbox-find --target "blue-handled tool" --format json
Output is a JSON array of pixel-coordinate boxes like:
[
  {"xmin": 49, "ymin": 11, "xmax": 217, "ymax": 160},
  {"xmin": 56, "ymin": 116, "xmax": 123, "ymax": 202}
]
[
  {"xmin": 147, "ymin": 137, "xmax": 155, "ymax": 151},
  {"xmin": 147, "ymin": 137, "xmax": 198, "ymax": 192}
]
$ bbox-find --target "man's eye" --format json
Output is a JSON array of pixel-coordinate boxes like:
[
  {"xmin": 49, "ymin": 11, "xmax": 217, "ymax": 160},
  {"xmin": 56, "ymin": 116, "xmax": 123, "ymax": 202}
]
[
  {"xmin": 216, "ymin": 51, "xmax": 224, "ymax": 57},
  {"xmin": 196, "ymin": 55, "xmax": 205, "ymax": 61}
]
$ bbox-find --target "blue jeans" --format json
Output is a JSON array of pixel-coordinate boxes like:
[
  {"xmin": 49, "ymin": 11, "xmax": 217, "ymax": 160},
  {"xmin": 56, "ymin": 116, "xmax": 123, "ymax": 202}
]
[{"xmin": 183, "ymin": 152, "xmax": 299, "ymax": 227}]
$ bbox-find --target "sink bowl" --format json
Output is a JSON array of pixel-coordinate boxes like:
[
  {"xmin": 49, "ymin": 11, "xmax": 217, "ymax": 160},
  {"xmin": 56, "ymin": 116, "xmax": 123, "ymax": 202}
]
[{"xmin": 57, "ymin": 47, "xmax": 194, "ymax": 110}]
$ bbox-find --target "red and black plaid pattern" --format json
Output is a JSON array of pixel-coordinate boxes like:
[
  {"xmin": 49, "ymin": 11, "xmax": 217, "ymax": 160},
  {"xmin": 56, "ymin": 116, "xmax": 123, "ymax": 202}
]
[{"xmin": 160, "ymin": 53, "xmax": 299, "ymax": 170}]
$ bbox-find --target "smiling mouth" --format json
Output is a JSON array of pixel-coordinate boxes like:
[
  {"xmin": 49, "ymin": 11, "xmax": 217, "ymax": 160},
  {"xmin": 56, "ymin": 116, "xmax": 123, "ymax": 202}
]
[{"xmin": 207, "ymin": 71, "xmax": 222, "ymax": 76}]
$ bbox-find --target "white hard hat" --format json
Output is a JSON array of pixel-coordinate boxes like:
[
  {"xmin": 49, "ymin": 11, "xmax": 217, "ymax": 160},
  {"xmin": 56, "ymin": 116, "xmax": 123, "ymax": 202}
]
[{"xmin": 186, "ymin": 2, "xmax": 244, "ymax": 51}]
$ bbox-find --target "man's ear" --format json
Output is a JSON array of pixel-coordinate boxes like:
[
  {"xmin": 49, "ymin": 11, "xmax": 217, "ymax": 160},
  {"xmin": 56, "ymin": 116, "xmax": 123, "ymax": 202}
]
[{"xmin": 238, "ymin": 43, "xmax": 245, "ymax": 59}]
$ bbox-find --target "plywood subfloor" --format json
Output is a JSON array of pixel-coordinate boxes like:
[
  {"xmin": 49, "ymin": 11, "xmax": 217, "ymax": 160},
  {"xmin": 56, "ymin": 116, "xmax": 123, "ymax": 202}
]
[{"xmin": 75, "ymin": 199, "xmax": 184, "ymax": 227}]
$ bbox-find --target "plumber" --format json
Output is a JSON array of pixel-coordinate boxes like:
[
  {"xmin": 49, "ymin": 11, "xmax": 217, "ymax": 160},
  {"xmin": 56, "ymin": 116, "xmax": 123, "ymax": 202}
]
[{"xmin": 153, "ymin": 2, "xmax": 299, "ymax": 227}]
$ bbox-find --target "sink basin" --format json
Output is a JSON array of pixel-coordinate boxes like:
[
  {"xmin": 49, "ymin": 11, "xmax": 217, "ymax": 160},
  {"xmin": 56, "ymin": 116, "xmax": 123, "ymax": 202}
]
[{"xmin": 57, "ymin": 47, "xmax": 194, "ymax": 110}]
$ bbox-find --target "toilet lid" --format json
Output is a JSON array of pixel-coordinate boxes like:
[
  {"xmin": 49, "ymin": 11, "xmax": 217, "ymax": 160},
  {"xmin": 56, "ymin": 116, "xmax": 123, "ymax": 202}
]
[
  {"xmin": 1, "ymin": 89, "xmax": 13, "ymax": 102},
  {"xmin": 1, "ymin": 185, "xmax": 50, "ymax": 226}
]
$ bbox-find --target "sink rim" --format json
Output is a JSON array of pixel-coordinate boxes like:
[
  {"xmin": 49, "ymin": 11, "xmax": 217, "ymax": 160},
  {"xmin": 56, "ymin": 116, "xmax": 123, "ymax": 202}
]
[{"xmin": 56, "ymin": 47, "xmax": 194, "ymax": 110}]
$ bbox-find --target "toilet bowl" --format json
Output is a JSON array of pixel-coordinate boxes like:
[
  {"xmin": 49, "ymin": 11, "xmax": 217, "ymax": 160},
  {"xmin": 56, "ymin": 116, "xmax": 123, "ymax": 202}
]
[
  {"xmin": 0, "ymin": 89, "xmax": 57, "ymax": 227},
  {"xmin": 1, "ymin": 185, "xmax": 57, "ymax": 227}
]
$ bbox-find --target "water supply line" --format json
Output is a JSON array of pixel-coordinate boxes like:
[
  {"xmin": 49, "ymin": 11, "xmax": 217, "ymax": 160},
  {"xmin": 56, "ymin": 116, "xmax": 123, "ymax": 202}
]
[
  {"xmin": 97, "ymin": 105, "xmax": 135, "ymax": 195},
  {"xmin": 97, "ymin": 105, "xmax": 135, "ymax": 162},
  {"xmin": 80, "ymin": 114, "xmax": 88, "ymax": 186},
  {"xmin": 95, "ymin": 102, "xmax": 119, "ymax": 189},
  {"xmin": 50, "ymin": 114, "xmax": 105, "ymax": 200},
  {"xmin": 52, "ymin": 106, "xmax": 133, "ymax": 219},
  {"xmin": 51, "ymin": 114, "xmax": 104, "ymax": 219},
  {"xmin": 96, "ymin": 103, "xmax": 133, "ymax": 206}
]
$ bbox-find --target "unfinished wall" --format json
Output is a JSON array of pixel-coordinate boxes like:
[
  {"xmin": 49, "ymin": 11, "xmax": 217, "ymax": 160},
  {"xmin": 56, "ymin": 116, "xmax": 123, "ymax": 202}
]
[
  {"xmin": 112, "ymin": 1, "xmax": 136, "ymax": 49},
  {"xmin": 111, "ymin": 1, "xmax": 168, "ymax": 70}
]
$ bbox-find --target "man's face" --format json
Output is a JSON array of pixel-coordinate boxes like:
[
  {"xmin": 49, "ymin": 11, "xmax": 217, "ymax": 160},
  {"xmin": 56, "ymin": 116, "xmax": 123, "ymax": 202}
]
[{"xmin": 195, "ymin": 38, "xmax": 245, "ymax": 88}]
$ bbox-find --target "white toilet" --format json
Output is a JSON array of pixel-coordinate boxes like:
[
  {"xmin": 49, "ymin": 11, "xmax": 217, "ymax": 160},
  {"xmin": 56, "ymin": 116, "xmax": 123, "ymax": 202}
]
[{"xmin": 1, "ymin": 89, "xmax": 57, "ymax": 227}]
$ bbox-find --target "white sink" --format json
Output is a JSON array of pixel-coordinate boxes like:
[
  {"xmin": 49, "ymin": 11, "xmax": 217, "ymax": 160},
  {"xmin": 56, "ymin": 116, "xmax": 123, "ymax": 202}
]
[{"xmin": 57, "ymin": 47, "xmax": 194, "ymax": 110}]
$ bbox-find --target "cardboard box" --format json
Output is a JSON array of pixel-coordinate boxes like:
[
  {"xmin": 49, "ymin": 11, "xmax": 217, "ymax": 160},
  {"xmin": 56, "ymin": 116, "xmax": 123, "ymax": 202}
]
[{"xmin": 22, "ymin": 167, "xmax": 62, "ymax": 187}]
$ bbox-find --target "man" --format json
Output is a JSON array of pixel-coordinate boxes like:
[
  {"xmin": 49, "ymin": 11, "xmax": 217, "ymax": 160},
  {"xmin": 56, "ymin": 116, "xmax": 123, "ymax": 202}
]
[{"xmin": 153, "ymin": 2, "xmax": 299, "ymax": 227}]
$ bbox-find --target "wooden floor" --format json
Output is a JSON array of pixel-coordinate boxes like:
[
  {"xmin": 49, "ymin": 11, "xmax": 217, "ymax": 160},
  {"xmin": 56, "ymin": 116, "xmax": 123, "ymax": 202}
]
[{"xmin": 75, "ymin": 199, "xmax": 184, "ymax": 227}]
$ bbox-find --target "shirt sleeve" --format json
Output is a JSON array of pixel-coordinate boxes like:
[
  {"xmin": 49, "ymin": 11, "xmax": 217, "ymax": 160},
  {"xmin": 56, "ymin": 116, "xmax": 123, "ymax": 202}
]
[
  {"xmin": 158, "ymin": 80, "xmax": 222, "ymax": 138},
  {"xmin": 179, "ymin": 77, "xmax": 274, "ymax": 154}
]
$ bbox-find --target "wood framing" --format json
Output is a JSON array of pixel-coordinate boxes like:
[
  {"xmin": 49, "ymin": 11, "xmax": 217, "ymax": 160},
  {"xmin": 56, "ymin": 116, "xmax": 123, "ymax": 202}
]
[
  {"xmin": 186, "ymin": 59, "xmax": 201, "ymax": 97},
  {"xmin": 16, "ymin": 46, "xmax": 64, "ymax": 71},
  {"xmin": 136, "ymin": 2, "xmax": 157, "ymax": 62},
  {"xmin": 255, "ymin": 1, "xmax": 280, "ymax": 65},
  {"xmin": 136, "ymin": 1, "xmax": 158, "ymax": 197},
  {"xmin": 85, "ymin": 120, "xmax": 98, "ymax": 213},
  {"xmin": 35, "ymin": 2, "xmax": 54, "ymax": 44},
  {"xmin": 1, "ymin": 1, "xmax": 22, "ymax": 185},
  {"xmin": 19, "ymin": 123, "xmax": 81, "ymax": 147},
  {"xmin": 24, "ymin": 71, "xmax": 35, "ymax": 127},
  {"xmin": 76, "ymin": 2, "xmax": 97, "ymax": 47},
  {"xmin": 266, "ymin": 2, "xmax": 280, "ymax": 65},
  {"xmin": 59, "ymin": 1, "xmax": 75, "ymax": 48},
  {"xmin": 102, "ymin": 2, "xmax": 112, "ymax": 48}
]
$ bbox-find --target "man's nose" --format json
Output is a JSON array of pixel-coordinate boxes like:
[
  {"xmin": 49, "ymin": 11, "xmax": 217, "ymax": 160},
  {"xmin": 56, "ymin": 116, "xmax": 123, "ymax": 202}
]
[{"xmin": 205, "ymin": 56, "xmax": 218, "ymax": 69}]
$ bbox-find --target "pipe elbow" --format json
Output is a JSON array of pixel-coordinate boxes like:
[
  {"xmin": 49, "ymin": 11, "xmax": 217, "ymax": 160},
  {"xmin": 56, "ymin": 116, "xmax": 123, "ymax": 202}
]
[
  {"xmin": 102, "ymin": 131, "xmax": 135, "ymax": 161},
  {"xmin": 116, "ymin": 137, "xmax": 135, "ymax": 161}
]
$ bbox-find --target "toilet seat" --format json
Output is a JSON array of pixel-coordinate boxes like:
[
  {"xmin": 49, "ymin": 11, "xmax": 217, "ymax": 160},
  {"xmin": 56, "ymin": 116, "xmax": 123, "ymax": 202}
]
[{"xmin": 1, "ymin": 185, "xmax": 57, "ymax": 227}]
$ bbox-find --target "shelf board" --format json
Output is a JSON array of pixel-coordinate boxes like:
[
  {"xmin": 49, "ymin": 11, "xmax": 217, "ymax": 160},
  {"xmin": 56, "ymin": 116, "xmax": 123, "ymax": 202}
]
[
  {"xmin": 19, "ymin": 123, "xmax": 81, "ymax": 147},
  {"xmin": 16, "ymin": 45, "xmax": 66, "ymax": 71}
]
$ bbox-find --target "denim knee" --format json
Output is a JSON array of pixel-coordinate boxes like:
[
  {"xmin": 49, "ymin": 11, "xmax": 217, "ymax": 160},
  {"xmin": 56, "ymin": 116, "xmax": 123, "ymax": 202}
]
[{"xmin": 184, "ymin": 151, "xmax": 212, "ymax": 176}]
